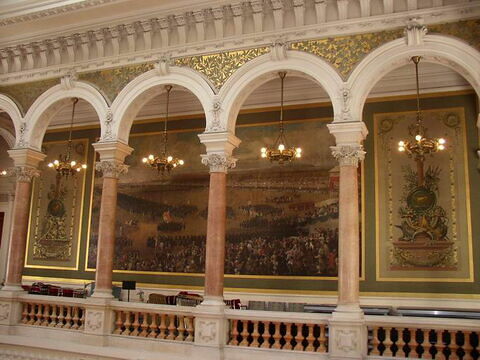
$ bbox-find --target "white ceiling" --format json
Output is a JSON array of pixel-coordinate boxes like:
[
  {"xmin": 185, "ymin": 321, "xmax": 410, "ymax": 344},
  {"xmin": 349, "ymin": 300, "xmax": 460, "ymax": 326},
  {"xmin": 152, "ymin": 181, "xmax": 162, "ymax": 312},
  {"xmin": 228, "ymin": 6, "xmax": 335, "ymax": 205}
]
[{"xmin": 42, "ymin": 62, "xmax": 471, "ymax": 128}]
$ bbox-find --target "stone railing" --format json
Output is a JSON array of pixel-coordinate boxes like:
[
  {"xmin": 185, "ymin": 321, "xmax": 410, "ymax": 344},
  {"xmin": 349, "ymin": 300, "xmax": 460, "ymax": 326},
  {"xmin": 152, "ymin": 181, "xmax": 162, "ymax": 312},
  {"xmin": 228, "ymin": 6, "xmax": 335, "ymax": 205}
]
[
  {"xmin": 19, "ymin": 295, "xmax": 85, "ymax": 330},
  {"xmin": 366, "ymin": 315, "xmax": 480, "ymax": 359},
  {"xmin": 111, "ymin": 302, "xmax": 195, "ymax": 342},
  {"xmin": 225, "ymin": 309, "xmax": 330, "ymax": 352}
]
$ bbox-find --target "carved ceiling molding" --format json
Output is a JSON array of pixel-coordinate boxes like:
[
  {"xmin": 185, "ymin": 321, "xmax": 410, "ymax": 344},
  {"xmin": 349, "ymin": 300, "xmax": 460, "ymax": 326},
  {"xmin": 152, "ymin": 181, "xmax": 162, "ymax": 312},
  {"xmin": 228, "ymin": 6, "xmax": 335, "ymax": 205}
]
[{"xmin": 174, "ymin": 47, "xmax": 270, "ymax": 90}]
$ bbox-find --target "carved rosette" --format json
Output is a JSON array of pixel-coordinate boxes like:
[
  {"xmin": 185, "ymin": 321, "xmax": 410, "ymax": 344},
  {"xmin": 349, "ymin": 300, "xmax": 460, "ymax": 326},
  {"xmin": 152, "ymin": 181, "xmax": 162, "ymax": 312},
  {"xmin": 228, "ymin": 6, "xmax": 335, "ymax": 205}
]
[
  {"xmin": 95, "ymin": 161, "xmax": 128, "ymax": 178},
  {"xmin": 201, "ymin": 153, "xmax": 237, "ymax": 173},
  {"xmin": 331, "ymin": 145, "xmax": 365, "ymax": 167},
  {"xmin": 11, "ymin": 166, "xmax": 41, "ymax": 182}
]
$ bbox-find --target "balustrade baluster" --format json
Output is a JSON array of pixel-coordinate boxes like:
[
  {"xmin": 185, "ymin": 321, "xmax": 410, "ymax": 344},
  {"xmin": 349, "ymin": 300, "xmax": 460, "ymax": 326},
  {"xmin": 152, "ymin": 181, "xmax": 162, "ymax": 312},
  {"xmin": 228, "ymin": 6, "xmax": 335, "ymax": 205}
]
[
  {"xmin": 139, "ymin": 313, "xmax": 149, "ymax": 337},
  {"xmin": 158, "ymin": 314, "xmax": 167, "ymax": 339},
  {"xmin": 113, "ymin": 311, "xmax": 123, "ymax": 334},
  {"xmin": 185, "ymin": 317, "xmax": 194, "ymax": 342},
  {"xmin": 463, "ymin": 331, "xmax": 473, "ymax": 360},
  {"xmin": 305, "ymin": 324, "xmax": 315, "ymax": 351},
  {"xmin": 421, "ymin": 329, "xmax": 432, "ymax": 359},
  {"xmin": 21, "ymin": 303, "xmax": 28, "ymax": 324},
  {"xmin": 34, "ymin": 304, "xmax": 43, "ymax": 326},
  {"xmin": 318, "ymin": 325, "xmax": 327, "ymax": 353},
  {"xmin": 229, "ymin": 320, "xmax": 239, "ymax": 345},
  {"xmin": 283, "ymin": 323, "xmax": 293, "ymax": 350},
  {"xmin": 130, "ymin": 312, "xmax": 140, "ymax": 336},
  {"xmin": 260, "ymin": 321, "xmax": 271, "ymax": 348},
  {"xmin": 408, "ymin": 328, "xmax": 419, "ymax": 358},
  {"xmin": 166, "ymin": 314, "xmax": 176, "ymax": 340},
  {"xmin": 41, "ymin": 304, "xmax": 50, "ymax": 326},
  {"xmin": 64, "ymin": 306, "xmax": 72, "ymax": 329},
  {"xmin": 239, "ymin": 320, "xmax": 250, "ymax": 346},
  {"xmin": 71, "ymin": 307, "xmax": 80, "ymax": 330},
  {"xmin": 272, "ymin": 322, "xmax": 282, "ymax": 349},
  {"xmin": 122, "ymin": 311, "xmax": 132, "ymax": 335},
  {"xmin": 148, "ymin": 313, "xmax": 158, "ymax": 338},
  {"xmin": 175, "ymin": 316, "xmax": 186, "ymax": 341},
  {"xmin": 395, "ymin": 328, "xmax": 405, "ymax": 357},
  {"xmin": 56, "ymin": 305, "xmax": 65, "ymax": 328},
  {"xmin": 251, "ymin": 321, "xmax": 260, "ymax": 347},
  {"xmin": 370, "ymin": 327, "xmax": 381, "ymax": 355},
  {"xmin": 436, "ymin": 330, "xmax": 446, "ymax": 360},
  {"xmin": 449, "ymin": 331, "xmax": 459, "ymax": 360},
  {"xmin": 79, "ymin": 308, "xmax": 85, "ymax": 330},
  {"xmin": 48, "ymin": 305, "xmax": 58, "ymax": 327},
  {"xmin": 291, "ymin": 323, "xmax": 300, "ymax": 350},
  {"xmin": 383, "ymin": 327, "xmax": 393, "ymax": 356},
  {"xmin": 27, "ymin": 303, "xmax": 36, "ymax": 325}
]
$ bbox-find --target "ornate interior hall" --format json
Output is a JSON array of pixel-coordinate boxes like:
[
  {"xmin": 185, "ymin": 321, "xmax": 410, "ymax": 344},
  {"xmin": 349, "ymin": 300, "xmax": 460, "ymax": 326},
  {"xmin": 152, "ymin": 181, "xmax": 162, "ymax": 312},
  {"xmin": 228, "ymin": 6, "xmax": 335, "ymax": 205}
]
[{"xmin": 0, "ymin": 0, "xmax": 480, "ymax": 359}]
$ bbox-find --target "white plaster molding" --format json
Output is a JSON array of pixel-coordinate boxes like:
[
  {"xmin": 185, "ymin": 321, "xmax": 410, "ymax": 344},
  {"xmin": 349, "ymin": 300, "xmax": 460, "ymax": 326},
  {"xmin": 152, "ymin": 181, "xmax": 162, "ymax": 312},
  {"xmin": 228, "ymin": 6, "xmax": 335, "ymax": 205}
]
[
  {"xmin": 0, "ymin": 94, "xmax": 23, "ymax": 143},
  {"xmin": 348, "ymin": 34, "xmax": 480, "ymax": 126},
  {"xmin": 405, "ymin": 17, "xmax": 428, "ymax": 46},
  {"xmin": 330, "ymin": 145, "xmax": 366, "ymax": 167},
  {"xmin": 220, "ymin": 50, "xmax": 343, "ymax": 133},
  {"xmin": 111, "ymin": 66, "xmax": 215, "ymax": 143},
  {"xmin": 23, "ymin": 81, "xmax": 109, "ymax": 151}
]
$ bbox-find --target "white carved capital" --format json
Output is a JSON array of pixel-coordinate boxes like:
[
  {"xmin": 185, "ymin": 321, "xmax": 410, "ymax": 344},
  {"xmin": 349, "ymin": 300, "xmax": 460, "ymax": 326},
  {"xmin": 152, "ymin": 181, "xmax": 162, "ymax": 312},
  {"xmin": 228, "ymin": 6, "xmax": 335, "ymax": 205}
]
[
  {"xmin": 270, "ymin": 40, "xmax": 287, "ymax": 61},
  {"xmin": 10, "ymin": 166, "xmax": 41, "ymax": 182},
  {"xmin": 95, "ymin": 160, "xmax": 128, "ymax": 178},
  {"xmin": 405, "ymin": 17, "xmax": 427, "ymax": 46},
  {"xmin": 201, "ymin": 153, "xmax": 237, "ymax": 173},
  {"xmin": 331, "ymin": 145, "xmax": 365, "ymax": 167},
  {"xmin": 154, "ymin": 56, "xmax": 171, "ymax": 76},
  {"xmin": 60, "ymin": 71, "xmax": 77, "ymax": 90}
]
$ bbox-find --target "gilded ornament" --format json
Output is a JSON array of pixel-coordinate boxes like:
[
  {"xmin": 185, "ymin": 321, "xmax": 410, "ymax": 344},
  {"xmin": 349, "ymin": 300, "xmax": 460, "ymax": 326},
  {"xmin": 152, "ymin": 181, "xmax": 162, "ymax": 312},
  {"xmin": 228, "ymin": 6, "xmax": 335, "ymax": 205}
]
[
  {"xmin": 429, "ymin": 19, "xmax": 480, "ymax": 52},
  {"xmin": 78, "ymin": 63, "xmax": 154, "ymax": 103},
  {"xmin": 174, "ymin": 47, "xmax": 270, "ymax": 90}
]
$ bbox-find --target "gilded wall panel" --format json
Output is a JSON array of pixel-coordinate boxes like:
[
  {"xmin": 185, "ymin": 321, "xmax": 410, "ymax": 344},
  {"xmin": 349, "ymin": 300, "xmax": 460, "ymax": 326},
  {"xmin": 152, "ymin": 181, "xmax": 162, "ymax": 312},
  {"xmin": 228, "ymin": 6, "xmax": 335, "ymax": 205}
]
[
  {"xmin": 375, "ymin": 108, "xmax": 473, "ymax": 282},
  {"xmin": 290, "ymin": 29, "xmax": 404, "ymax": 79},
  {"xmin": 0, "ymin": 78, "xmax": 59, "ymax": 114},
  {"xmin": 430, "ymin": 19, "xmax": 480, "ymax": 52},
  {"xmin": 78, "ymin": 63, "xmax": 154, "ymax": 103},
  {"xmin": 25, "ymin": 139, "xmax": 89, "ymax": 270},
  {"xmin": 174, "ymin": 47, "xmax": 270, "ymax": 90}
]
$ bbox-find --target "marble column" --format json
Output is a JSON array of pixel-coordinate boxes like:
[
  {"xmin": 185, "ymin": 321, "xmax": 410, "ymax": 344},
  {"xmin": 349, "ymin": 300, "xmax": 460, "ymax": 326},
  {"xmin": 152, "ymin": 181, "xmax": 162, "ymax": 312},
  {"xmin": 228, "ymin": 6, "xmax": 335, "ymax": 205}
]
[
  {"xmin": 201, "ymin": 154, "xmax": 236, "ymax": 304},
  {"xmin": 331, "ymin": 145, "xmax": 365, "ymax": 311},
  {"xmin": 92, "ymin": 160, "xmax": 128, "ymax": 298},
  {"xmin": 3, "ymin": 167, "xmax": 40, "ymax": 290}
]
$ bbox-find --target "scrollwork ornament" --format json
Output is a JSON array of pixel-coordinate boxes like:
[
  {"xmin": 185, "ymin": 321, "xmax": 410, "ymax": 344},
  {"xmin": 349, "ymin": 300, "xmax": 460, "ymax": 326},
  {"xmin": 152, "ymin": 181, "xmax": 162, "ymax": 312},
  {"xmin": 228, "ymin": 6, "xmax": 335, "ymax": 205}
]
[
  {"xmin": 331, "ymin": 145, "xmax": 365, "ymax": 167},
  {"xmin": 201, "ymin": 153, "xmax": 237, "ymax": 173},
  {"xmin": 206, "ymin": 99, "xmax": 226, "ymax": 132},
  {"xmin": 12, "ymin": 166, "xmax": 41, "ymax": 182},
  {"xmin": 101, "ymin": 110, "xmax": 115, "ymax": 141},
  {"xmin": 95, "ymin": 161, "xmax": 128, "ymax": 178}
]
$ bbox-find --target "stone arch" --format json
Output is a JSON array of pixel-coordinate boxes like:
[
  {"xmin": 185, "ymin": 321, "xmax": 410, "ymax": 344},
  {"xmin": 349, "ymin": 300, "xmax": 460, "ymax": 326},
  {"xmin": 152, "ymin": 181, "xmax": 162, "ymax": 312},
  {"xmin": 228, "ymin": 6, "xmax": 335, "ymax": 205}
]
[
  {"xmin": 0, "ymin": 94, "xmax": 22, "ymax": 146},
  {"xmin": 348, "ymin": 35, "xmax": 480, "ymax": 123},
  {"xmin": 24, "ymin": 79, "xmax": 109, "ymax": 151},
  {"xmin": 219, "ymin": 50, "xmax": 345, "ymax": 133},
  {"xmin": 111, "ymin": 66, "xmax": 215, "ymax": 144}
]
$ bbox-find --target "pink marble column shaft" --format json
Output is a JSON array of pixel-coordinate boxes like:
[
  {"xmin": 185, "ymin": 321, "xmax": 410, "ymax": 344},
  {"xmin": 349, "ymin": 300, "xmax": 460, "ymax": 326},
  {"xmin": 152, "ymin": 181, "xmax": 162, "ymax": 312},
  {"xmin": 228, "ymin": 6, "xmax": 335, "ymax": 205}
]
[
  {"xmin": 94, "ymin": 176, "xmax": 119, "ymax": 294},
  {"xmin": 337, "ymin": 164, "xmax": 360, "ymax": 306},
  {"xmin": 5, "ymin": 180, "xmax": 33, "ymax": 287},
  {"xmin": 204, "ymin": 172, "xmax": 227, "ymax": 298}
]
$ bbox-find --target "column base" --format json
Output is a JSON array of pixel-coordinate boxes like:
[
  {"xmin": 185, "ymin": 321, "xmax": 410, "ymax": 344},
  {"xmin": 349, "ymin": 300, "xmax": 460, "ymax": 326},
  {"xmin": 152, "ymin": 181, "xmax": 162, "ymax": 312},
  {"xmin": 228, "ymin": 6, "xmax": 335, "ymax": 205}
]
[
  {"xmin": 194, "ymin": 303, "xmax": 228, "ymax": 354},
  {"xmin": 200, "ymin": 296, "xmax": 226, "ymax": 308},
  {"xmin": 328, "ymin": 309, "xmax": 367, "ymax": 360},
  {"xmin": 91, "ymin": 289, "xmax": 114, "ymax": 299}
]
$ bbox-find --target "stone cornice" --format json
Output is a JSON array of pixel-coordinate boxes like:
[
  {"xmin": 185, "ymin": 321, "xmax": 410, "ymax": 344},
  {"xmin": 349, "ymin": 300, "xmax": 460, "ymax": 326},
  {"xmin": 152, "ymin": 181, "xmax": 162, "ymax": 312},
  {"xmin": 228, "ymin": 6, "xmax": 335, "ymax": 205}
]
[{"xmin": 0, "ymin": 1, "xmax": 478, "ymax": 86}]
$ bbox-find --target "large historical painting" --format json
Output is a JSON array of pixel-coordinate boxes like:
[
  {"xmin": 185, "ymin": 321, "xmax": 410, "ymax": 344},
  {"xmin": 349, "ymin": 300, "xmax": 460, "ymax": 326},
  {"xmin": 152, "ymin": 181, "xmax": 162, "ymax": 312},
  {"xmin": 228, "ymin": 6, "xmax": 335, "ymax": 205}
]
[
  {"xmin": 375, "ymin": 108, "xmax": 473, "ymax": 281},
  {"xmin": 26, "ymin": 139, "xmax": 88, "ymax": 270},
  {"xmin": 87, "ymin": 119, "xmax": 350, "ymax": 277}
]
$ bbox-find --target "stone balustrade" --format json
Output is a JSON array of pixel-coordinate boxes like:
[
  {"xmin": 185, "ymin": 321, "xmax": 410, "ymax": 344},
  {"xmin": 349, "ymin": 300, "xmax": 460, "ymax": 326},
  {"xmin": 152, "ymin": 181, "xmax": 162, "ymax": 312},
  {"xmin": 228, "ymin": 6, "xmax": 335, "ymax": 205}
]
[
  {"xmin": 366, "ymin": 315, "xmax": 480, "ymax": 359},
  {"xmin": 111, "ymin": 302, "xmax": 195, "ymax": 341},
  {"xmin": 225, "ymin": 309, "xmax": 329, "ymax": 352},
  {"xmin": 19, "ymin": 296, "xmax": 85, "ymax": 330}
]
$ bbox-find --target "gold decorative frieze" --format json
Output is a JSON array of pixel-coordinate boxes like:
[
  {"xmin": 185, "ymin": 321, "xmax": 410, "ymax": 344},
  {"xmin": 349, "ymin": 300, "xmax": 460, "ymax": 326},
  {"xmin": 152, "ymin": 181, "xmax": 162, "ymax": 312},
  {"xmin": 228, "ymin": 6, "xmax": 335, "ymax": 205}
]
[
  {"xmin": 0, "ymin": 78, "xmax": 59, "ymax": 114},
  {"xmin": 78, "ymin": 63, "xmax": 154, "ymax": 103},
  {"xmin": 290, "ymin": 29, "xmax": 404, "ymax": 79},
  {"xmin": 429, "ymin": 19, "xmax": 480, "ymax": 52},
  {"xmin": 174, "ymin": 47, "xmax": 270, "ymax": 90}
]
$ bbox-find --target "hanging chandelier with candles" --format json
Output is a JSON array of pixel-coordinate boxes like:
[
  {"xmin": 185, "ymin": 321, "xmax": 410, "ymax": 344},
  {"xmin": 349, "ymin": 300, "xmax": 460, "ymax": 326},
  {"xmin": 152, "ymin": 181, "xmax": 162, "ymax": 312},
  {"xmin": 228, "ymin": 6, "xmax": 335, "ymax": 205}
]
[
  {"xmin": 260, "ymin": 72, "xmax": 301, "ymax": 163},
  {"xmin": 47, "ymin": 98, "xmax": 87, "ymax": 177},
  {"xmin": 142, "ymin": 85, "xmax": 184, "ymax": 174},
  {"xmin": 398, "ymin": 56, "xmax": 446, "ymax": 159}
]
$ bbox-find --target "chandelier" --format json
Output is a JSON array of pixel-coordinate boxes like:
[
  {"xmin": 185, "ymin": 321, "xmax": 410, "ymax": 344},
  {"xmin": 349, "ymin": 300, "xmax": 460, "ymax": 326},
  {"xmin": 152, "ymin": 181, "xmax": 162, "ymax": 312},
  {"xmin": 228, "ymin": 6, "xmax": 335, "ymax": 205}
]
[
  {"xmin": 142, "ymin": 85, "xmax": 184, "ymax": 174},
  {"xmin": 397, "ymin": 57, "xmax": 446, "ymax": 162},
  {"xmin": 260, "ymin": 72, "xmax": 301, "ymax": 163},
  {"xmin": 47, "ymin": 98, "xmax": 87, "ymax": 177}
]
